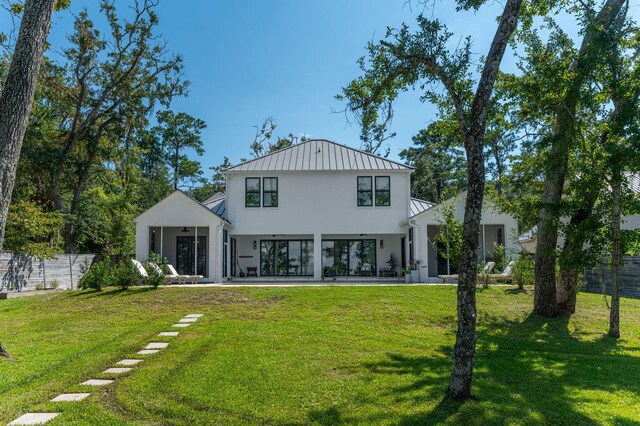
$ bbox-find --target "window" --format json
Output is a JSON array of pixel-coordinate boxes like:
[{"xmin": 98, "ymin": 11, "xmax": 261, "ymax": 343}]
[
  {"xmin": 322, "ymin": 239, "xmax": 376, "ymax": 276},
  {"xmin": 245, "ymin": 178, "xmax": 260, "ymax": 207},
  {"xmin": 260, "ymin": 240, "xmax": 314, "ymax": 276},
  {"xmin": 263, "ymin": 177, "xmax": 278, "ymax": 207},
  {"xmin": 375, "ymin": 176, "xmax": 390, "ymax": 206},
  {"xmin": 357, "ymin": 176, "xmax": 373, "ymax": 206}
]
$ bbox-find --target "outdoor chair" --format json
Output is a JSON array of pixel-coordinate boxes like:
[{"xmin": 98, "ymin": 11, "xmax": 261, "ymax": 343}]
[
  {"xmin": 149, "ymin": 262, "xmax": 180, "ymax": 284},
  {"xmin": 246, "ymin": 267, "xmax": 258, "ymax": 277},
  {"xmin": 438, "ymin": 261, "xmax": 496, "ymax": 283},
  {"xmin": 165, "ymin": 263, "xmax": 203, "ymax": 284},
  {"xmin": 131, "ymin": 259, "xmax": 149, "ymax": 278},
  {"xmin": 485, "ymin": 261, "xmax": 515, "ymax": 283}
]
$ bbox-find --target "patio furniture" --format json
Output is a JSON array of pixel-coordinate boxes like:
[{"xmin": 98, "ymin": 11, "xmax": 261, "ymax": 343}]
[
  {"xmin": 166, "ymin": 263, "xmax": 203, "ymax": 284},
  {"xmin": 485, "ymin": 261, "xmax": 515, "ymax": 283},
  {"xmin": 246, "ymin": 267, "xmax": 258, "ymax": 277},
  {"xmin": 378, "ymin": 268, "xmax": 397, "ymax": 277},
  {"xmin": 149, "ymin": 262, "xmax": 180, "ymax": 284},
  {"xmin": 131, "ymin": 259, "xmax": 149, "ymax": 278},
  {"xmin": 438, "ymin": 261, "xmax": 496, "ymax": 283}
]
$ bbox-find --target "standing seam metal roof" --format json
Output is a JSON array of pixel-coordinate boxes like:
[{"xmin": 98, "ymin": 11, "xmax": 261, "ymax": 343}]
[{"xmin": 224, "ymin": 139, "xmax": 413, "ymax": 172}]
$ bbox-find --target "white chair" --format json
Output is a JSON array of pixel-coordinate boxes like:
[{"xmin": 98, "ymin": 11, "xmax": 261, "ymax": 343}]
[{"xmin": 166, "ymin": 264, "xmax": 203, "ymax": 285}]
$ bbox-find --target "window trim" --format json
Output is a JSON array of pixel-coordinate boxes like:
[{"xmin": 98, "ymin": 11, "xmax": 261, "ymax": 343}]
[
  {"xmin": 263, "ymin": 177, "xmax": 278, "ymax": 208},
  {"xmin": 245, "ymin": 177, "xmax": 261, "ymax": 208},
  {"xmin": 357, "ymin": 176, "xmax": 373, "ymax": 207},
  {"xmin": 375, "ymin": 176, "xmax": 391, "ymax": 206}
]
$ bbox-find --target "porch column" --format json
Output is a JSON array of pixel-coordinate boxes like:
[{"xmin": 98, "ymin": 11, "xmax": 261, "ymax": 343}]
[
  {"xmin": 482, "ymin": 224, "xmax": 486, "ymax": 263},
  {"xmin": 194, "ymin": 226, "xmax": 198, "ymax": 275},
  {"xmin": 160, "ymin": 227, "xmax": 164, "ymax": 258},
  {"xmin": 313, "ymin": 233, "xmax": 322, "ymax": 280}
]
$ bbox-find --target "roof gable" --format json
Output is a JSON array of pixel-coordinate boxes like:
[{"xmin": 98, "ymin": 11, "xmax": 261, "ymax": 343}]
[
  {"xmin": 135, "ymin": 190, "xmax": 229, "ymax": 224},
  {"xmin": 224, "ymin": 139, "xmax": 413, "ymax": 173}
]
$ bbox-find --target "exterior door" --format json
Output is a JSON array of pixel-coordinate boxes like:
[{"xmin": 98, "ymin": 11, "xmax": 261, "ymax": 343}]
[{"xmin": 177, "ymin": 236, "xmax": 206, "ymax": 275}]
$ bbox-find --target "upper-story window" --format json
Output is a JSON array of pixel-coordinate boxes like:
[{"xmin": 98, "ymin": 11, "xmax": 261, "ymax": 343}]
[
  {"xmin": 375, "ymin": 176, "xmax": 390, "ymax": 206},
  {"xmin": 357, "ymin": 176, "xmax": 373, "ymax": 206},
  {"xmin": 245, "ymin": 178, "xmax": 261, "ymax": 207},
  {"xmin": 263, "ymin": 177, "xmax": 278, "ymax": 207}
]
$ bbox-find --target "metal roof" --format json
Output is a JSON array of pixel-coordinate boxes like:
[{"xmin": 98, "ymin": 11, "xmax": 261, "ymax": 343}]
[
  {"xmin": 410, "ymin": 198, "xmax": 435, "ymax": 217},
  {"xmin": 224, "ymin": 139, "xmax": 413, "ymax": 173},
  {"xmin": 203, "ymin": 196, "xmax": 227, "ymax": 220}
]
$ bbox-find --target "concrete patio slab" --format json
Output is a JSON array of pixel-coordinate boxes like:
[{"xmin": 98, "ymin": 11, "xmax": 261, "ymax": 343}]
[
  {"xmin": 50, "ymin": 393, "xmax": 90, "ymax": 402},
  {"xmin": 137, "ymin": 349, "xmax": 159, "ymax": 355},
  {"xmin": 116, "ymin": 359, "xmax": 143, "ymax": 365},
  {"xmin": 158, "ymin": 331, "xmax": 179, "ymax": 336},
  {"xmin": 8, "ymin": 413, "xmax": 60, "ymax": 425},
  {"xmin": 103, "ymin": 367, "xmax": 131, "ymax": 374},
  {"xmin": 172, "ymin": 323, "xmax": 190, "ymax": 328},
  {"xmin": 145, "ymin": 342, "xmax": 168, "ymax": 349},
  {"xmin": 80, "ymin": 379, "xmax": 113, "ymax": 386},
  {"xmin": 178, "ymin": 317, "xmax": 198, "ymax": 323}
]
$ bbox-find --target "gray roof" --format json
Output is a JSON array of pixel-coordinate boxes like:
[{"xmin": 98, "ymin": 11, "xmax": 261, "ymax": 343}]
[
  {"xmin": 410, "ymin": 198, "xmax": 435, "ymax": 217},
  {"xmin": 203, "ymin": 196, "xmax": 227, "ymax": 220},
  {"xmin": 224, "ymin": 139, "xmax": 413, "ymax": 173}
]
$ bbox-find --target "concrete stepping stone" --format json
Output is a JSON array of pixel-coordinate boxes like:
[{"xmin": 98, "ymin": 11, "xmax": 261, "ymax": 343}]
[
  {"xmin": 179, "ymin": 317, "xmax": 198, "ymax": 323},
  {"xmin": 50, "ymin": 393, "xmax": 90, "ymax": 402},
  {"xmin": 81, "ymin": 379, "xmax": 113, "ymax": 386},
  {"xmin": 8, "ymin": 413, "xmax": 60, "ymax": 425},
  {"xmin": 145, "ymin": 342, "xmax": 168, "ymax": 350},
  {"xmin": 103, "ymin": 367, "xmax": 131, "ymax": 374},
  {"xmin": 185, "ymin": 314, "xmax": 203, "ymax": 318},
  {"xmin": 158, "ymin": 331, "xmax": 179, "ymax": 337},
  {"xmin": 116, "ymin": 359, "xmax": 143, "ymax": 366},
  {"xmin": 172, "ymin": 323, "xmax": 190, "ymax": 328},
  {"xmin": 137, "ymin": 349, "xmax": 159, "ymax": 355}
]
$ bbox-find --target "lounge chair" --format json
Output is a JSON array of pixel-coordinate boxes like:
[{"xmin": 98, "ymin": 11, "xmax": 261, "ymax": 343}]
[
  {"xmin": 148, "ymin": 262, "xmax": 179, "ymax": 284},
  {"xmin": 131, "ymin": 259, "xmax": 148, "ymax": 278},
  {"xmin": 486, "ymin": 261, "xmax": 515, "ymax": 283},
  {"xmin": 165, "ymin": 264, "xmax": 203, "ymax": 284},
  {"xmin": 438, "ymin": 261, "xmax": 496, "ymax": 283}
]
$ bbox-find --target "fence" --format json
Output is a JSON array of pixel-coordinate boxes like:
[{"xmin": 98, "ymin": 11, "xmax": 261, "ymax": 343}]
[
  {"xmin": 0, "ymin": 252, "xmax": 95, "ymax": 292},
  {"xmin": 582, "ymin": 255, "xmax": 640, "ymax": 299}
]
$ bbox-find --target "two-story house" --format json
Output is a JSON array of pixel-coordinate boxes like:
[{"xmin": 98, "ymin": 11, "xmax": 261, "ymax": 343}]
[{"xmin": 135, "ymin": 139, "xmax": 519, "ymax": 282}]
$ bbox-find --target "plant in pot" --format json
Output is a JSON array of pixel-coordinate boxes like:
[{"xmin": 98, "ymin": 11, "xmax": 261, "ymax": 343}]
[
  {"xmin": 411, "ymin": 259, "xmax": 423, "ymax": 283},
  {"xmin": 401, "ymin": 267, "xmax": 412, "ymax": 283},
  {"xmin": 386, "ymin": 253, "xmax": 398, "ymax": 276}
]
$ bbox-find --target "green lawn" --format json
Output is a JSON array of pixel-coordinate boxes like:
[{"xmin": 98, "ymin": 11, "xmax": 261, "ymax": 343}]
[{"xmin": 0, "ymin": 286, "xmax": 639, "ymax": 425}]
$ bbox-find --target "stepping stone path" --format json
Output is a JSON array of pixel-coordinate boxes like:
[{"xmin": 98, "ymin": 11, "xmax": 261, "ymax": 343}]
[
  {"xmin": 103, "ymin": 367, "xmax": 131, "ymax": 374},
  {"xmin": 8, "ymin": 413, "xmax": 60, "ymax": 425},
  {"xmin": 116, "ymin": 359, "xmax": 143, "ymax": 366},
  {"xmin": 145, "ymin": 342, "xmax": 168, "ymax": 350},
  {"xmin": 81, "ymin": 379, "xmax": 113, "ymax": 386},
  {"xmin": 9, "ymin": 313, "xmax": 203, "ymax": 425},
  {"xmin": 50, "ymin": 393, "xmax": 90, "ymax": 402}
]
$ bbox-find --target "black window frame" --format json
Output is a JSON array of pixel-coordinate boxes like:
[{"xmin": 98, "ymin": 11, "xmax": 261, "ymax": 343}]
[
  {"xmin": 375, "ymin": 176, "xmax": 391, "ymax": 206},
  {"xmin": 263, "ymin": 177, "xmax": 278, "ymax": 208},
  {"xmin": 357, "ymin": 176, "xmax": 373, "ymax": 207},
  {"xmin": 245, "ymin": 177, "xmax": 261, "ymax": 208},
  {"xmin": 260, "ymin": 239, "xmax": 314, "ymax": 277}
]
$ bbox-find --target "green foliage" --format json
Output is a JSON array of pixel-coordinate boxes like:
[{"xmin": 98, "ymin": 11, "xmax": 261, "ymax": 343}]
[
  {"xmin": 492, "ymin": 242, "xmax": 506, "ymax": 273},
  {"xmin": 112, "ymin": 260, "xmax": 140, "ymax": 290},
  {"xmin": 79, "ymin": 259, "xmax": 112, "ymax": 291},
  {"xmin": 434, "ymin": 204, "xmax": 463, "ymax": 272},
  {"xmin": 144, "ymin": 253, "xmax": 168, "ymax": 289},
  {"xmin": 513, "ymin": 255, "xmax": 535, "ymax": 290},
  {"xmin": 190, "ymin": 156, "xmax": 232, "ymax": 202},
  {"xmin": 4, "ymin": 200, "xmax": 63, "ymax": 259}
]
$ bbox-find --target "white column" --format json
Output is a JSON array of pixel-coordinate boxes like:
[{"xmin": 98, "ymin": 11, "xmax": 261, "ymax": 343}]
[
  {"xmin": 313, "ymin": 233, "xmax": 322, "ymax": 279},
  {"xmin": 194, "ymin": 226, "xmax": 198, "ymax": 275},
  {"xmin": 482, "ymin": 224, "xmax": 486, "ymax": 264},
  {"xmin": 160, "ymin": 227, "xmax": 164, "ymax": 258}
]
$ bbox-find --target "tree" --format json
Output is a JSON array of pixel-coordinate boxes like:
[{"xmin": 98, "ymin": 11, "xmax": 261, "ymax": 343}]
[
  {"xmin": 339, "ymin": 0, "xmax": 523, "ymax": 399},
  {"xmin": 0, "ymin": 0, "xmax": 57, "ymax": 254},
  {"xmin": 434, "ymin": 204, "xmax": 463, "ymax": 274},
  {"xmin": 154, "ymin": 110, "xmax": 206, "ymax": 190},
  {"xmin": 244, "ymin": 116, "xmax": 307, "ymax": 161},
  {"xmin": 533, "ymin": 0, "xmax": 627, "ymax": 317},
  {"xmin": 190, "ymin": 156, "xmax": 232, "ymax": 202}
]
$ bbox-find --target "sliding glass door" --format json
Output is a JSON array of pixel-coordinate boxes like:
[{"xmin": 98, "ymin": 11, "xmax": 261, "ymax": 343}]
[
  {"xmin": 322, "ymin": 239, "xmax": 376, "ymax": 276},
  {"xmin": 260, "ymin": 240, "xmax": 314, "ymax": 276}
]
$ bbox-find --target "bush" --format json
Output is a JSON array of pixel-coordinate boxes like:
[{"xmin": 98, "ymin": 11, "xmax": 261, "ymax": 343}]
[
  {"xmin": 493, "ymin": 242, "xmax": 507, "ymax": 273},
  {"xmin": 513, "ymin": 255, "xmax": 535, "ymax": 290},
  {"xmin": 79, "ymin": 259, "xmax": 112, "ymax": 291},
  {"xmin": 113, "ymin": 259, "xmax": 140, "ymax": 290},
  {"xmin": 144, "ymin": 255, "xmax": 167, "ymax": 288}
]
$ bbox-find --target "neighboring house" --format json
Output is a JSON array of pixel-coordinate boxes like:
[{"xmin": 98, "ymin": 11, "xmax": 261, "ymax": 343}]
[{"xmin": 135, "ymin": 139, "xmax": 519, "ymax": 282}]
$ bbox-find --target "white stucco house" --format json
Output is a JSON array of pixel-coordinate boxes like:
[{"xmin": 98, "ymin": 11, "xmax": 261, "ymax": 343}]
[{"xmin": 135, "ymin": 139, "xmax": 519, "ymax": 282}]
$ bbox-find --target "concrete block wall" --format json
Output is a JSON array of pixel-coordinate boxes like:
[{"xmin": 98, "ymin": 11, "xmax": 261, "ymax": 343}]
[
  {"xmin": 583, "ymin": 255, "xmax": 640, "ymax": 299},
  {"xmin": 0, "ymin": 252, "xmax": 94, "ymax": 292}
]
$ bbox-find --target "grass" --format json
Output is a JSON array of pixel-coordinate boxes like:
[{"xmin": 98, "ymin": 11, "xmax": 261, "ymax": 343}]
[{"xmin": 0, "ymin": 285, "xmax": 639, "ymax": 425}]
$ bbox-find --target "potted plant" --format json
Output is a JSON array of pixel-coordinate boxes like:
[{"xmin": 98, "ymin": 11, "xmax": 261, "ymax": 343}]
[
  {"xmin": 411, "ymin": 259, "xmax": 423, "ymax": 283},
  {"xmin": 401, "ymin": 267, "xmax": 412, "ymax": 283},
  {"xmin": 386, "ymin": 253, "xmax": 398, "ymax": 276}
]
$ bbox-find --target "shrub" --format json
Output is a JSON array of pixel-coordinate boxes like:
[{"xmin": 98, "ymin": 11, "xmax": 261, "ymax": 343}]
[
  {"xmin": 50, "ymin": 279, "xmax": 60, "ymax": 289},
  {"xmin": 493, "ymin": 242, "xmax": 507, "ymax": 273},
  {"xmin": 79, "ymin": 259, "xmax": 112, "ymax": 291},
  {"xmin": 513, "ymin": 255, "xmax": 535, "ymax": 290},
  {"xmin": 113, "ymin": 259, "xmax": 140, "ymax": 290},
  {"xmin": 144, "ymin": 255, "xmax": 167, "ymax": 288}
]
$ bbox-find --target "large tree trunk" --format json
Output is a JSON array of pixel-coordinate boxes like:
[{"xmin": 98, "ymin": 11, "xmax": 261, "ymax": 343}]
[
  {"xmin": 534, "ymin": 0, "xmax": 626, "ymax": 317},
  {"xmin": 0, "ymin": 0, "xmax": 56, "ymax": 253},
  {"xmin": 608, "ymin": 175, "xmax": 621, "ymax": 338},
  {"xmin": 446, "ymin": 0, "xmax": 523, "ymax": 400}
]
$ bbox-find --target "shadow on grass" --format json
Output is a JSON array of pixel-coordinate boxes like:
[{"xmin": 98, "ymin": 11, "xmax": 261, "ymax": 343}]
[
  {"xmin": 309, "ymin": 310, "xmax": 640, "ymax": 425},
  {"xmin": 70, "ymin": 286, "xmax": 157, "ymax": 299}
]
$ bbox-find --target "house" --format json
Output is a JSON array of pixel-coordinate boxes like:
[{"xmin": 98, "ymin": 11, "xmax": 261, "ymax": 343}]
[{"xmin": 135, "ymin": 139, "xmax": 519, "ymax": 282}]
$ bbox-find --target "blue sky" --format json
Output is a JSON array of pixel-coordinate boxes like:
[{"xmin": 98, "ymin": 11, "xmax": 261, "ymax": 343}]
[{"xmin": 17, "ymin": 1, "xmax": 640, "ymax": 173}]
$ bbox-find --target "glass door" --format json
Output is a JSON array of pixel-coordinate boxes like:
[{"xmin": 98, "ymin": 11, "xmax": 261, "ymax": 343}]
[{"xmin": 177, "ymin": 236, "xmax": 206, "ymax": 275}]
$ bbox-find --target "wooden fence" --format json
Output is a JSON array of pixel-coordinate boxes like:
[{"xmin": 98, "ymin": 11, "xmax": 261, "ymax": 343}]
[
  {"xmin": 0, "ymin": 252, "xmax": 94, "ymax": 292},
  {"xmin": 583, "ymin": 255, "xmax": 640, "ymax": 299}
]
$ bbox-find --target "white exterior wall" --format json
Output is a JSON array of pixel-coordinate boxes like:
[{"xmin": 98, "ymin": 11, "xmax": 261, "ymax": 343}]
[
  {"xmin": 225, "ymin": 171, "xmax": 412, "ymax": 235},
  {"xmin": 135, "ymin": 191, "xmax": 227, "ymax": 282}
]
